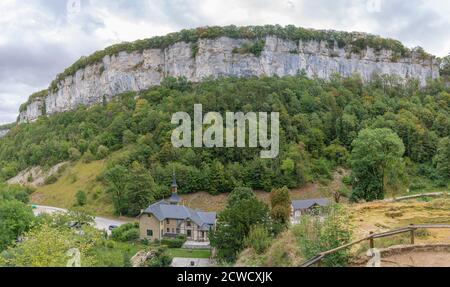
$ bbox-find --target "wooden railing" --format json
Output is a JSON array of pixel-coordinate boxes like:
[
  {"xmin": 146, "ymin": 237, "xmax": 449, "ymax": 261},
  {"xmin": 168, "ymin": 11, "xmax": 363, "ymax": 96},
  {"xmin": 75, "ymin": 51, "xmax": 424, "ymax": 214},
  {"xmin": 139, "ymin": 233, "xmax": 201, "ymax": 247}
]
[{"xmin": 300, "ymin": 224, "xmax": 450, "ymax": 267}]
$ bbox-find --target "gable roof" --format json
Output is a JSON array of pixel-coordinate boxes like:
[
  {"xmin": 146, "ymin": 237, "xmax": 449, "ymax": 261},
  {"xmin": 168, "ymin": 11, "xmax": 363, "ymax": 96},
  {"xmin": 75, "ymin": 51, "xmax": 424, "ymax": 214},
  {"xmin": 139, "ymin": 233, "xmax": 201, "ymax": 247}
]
[
  {"xmin": 292, "ymin": 198, "xmax": 330, "ymax": 211},
  {"xmin": 143, "ymin": 200, "xmax": 216, "ymax": 229}
]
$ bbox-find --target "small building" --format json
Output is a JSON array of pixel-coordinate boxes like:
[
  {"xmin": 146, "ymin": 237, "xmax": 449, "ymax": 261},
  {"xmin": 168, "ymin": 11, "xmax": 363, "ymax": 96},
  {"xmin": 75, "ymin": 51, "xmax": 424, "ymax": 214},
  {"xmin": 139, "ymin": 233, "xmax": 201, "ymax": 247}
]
[
  {"xmin": 139, "ymin": 173, "xmax": 216, "ymax": 242},
  {"xmin": 291, "ymin": 198, "xmax": 330, "ymax": 222}
]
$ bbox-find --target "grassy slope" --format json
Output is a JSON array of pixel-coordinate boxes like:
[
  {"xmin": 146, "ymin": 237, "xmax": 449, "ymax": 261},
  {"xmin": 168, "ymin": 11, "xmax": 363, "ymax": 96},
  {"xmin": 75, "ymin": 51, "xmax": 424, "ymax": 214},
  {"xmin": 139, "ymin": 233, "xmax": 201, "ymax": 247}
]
[{"xmin": 31, "ymin": 159, "xmax": 115, "ymax": 217}]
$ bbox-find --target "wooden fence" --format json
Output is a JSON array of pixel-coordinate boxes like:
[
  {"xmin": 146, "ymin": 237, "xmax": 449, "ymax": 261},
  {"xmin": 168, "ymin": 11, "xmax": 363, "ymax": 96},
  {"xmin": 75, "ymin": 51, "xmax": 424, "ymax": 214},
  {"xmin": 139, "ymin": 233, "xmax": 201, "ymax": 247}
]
[{"xmin": 300, "ymin": 224, "xmax": 450, "ymax": 267}]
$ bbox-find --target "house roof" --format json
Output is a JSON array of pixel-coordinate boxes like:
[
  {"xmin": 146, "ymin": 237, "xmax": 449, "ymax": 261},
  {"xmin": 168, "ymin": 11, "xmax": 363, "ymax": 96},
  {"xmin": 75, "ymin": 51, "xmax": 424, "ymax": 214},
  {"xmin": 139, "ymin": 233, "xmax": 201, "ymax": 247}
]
[
  {"xmin": 168, "ymin": 193, "xmax": 181, "ymax": 203},
  {"xmin": 292, "ymin": 198, "xmax": 330, "ymax": 211},
  {"xmin": 143, "ymin": 200, "xmax": 216, "ymax": 229}
]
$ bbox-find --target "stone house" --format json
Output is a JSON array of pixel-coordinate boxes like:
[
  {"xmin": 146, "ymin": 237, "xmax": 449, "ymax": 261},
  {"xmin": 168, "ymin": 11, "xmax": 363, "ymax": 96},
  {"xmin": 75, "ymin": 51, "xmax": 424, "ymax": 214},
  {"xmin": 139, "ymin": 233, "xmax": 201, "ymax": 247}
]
[
  {"xmin": 291, "ymin": 198, "xmax": 330, "ymax": 223},
  {"xmin": 139, "ymin": 174, "xmax": 216, "ymax": 242}
]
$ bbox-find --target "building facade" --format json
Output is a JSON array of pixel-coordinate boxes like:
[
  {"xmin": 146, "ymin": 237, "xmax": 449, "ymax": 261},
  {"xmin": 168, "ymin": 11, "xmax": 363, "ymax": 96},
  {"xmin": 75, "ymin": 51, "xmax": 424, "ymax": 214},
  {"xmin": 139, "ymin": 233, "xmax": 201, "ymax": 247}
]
[{"xmin": 139, "ymin": 174, "xmax": 216, "ymax": 242}]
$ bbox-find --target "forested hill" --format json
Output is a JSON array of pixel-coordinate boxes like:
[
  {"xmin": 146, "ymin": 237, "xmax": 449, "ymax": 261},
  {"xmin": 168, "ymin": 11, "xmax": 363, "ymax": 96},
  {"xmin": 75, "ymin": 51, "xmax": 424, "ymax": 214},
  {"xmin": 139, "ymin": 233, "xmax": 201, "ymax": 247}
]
[{"xmin": 1, "ymin": 75, "xmax": 449, "ymax": 216}]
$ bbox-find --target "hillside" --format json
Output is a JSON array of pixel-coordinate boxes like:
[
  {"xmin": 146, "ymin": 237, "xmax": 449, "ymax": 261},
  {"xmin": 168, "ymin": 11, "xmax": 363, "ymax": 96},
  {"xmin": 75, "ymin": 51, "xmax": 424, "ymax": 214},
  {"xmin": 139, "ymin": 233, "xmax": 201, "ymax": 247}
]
[
  {"xmin": 17, "ymin": 25, "xmax": 439, "ymax": 123},
  {"xmin": 1, "ymin": 74, "xmax": 449, "ymax": 218}
]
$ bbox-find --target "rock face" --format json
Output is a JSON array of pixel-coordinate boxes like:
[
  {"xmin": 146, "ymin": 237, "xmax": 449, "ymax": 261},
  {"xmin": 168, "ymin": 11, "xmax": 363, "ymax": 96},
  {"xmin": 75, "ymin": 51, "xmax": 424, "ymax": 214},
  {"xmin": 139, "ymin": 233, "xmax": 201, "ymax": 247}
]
[{"xmin": 18, "ymin": 36, "xmax": 439, "ymax": 123}]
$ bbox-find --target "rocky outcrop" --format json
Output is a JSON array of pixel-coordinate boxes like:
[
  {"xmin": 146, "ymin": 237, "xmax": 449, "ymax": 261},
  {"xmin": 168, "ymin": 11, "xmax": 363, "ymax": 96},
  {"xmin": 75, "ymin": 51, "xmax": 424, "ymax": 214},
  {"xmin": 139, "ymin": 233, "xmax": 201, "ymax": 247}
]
[
  {"xmin": 7, "ymin": 162, "xmax": 68, "ymax": 187},
  {"xmin": 18, "ymin": 36, "xmax": 440, "ymax": 123}
]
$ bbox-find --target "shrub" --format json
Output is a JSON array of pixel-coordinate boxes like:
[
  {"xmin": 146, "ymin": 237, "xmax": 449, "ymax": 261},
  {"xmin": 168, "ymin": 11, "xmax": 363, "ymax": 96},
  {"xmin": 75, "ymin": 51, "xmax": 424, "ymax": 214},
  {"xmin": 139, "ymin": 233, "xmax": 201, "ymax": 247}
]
[
  {"xmin": 111, "ymin": 223, "xmax": 140, "ymax": 242},
  {"xmin": 69, "ymin": 148, "xmax": 81, "ymax": 161},
  {"xmin": 342, "ymin": 176, "xmax": 351, "ymax": 186},
  {"xmin": 324, "ymin": 144, "xmax": 349, "ymax": 166},
  {"xmin": 147, "ymin": 246, "xmax": 173, "ymax": 267},
  {"xmin": 384, "ymin": 209, "xmax": 404, "ymax": 218},
  {"xmin": 232, "ymin": 40, "xmax": 265, "ymax": 57},
  {"xmin": 96, "ymin": 145, "xmax": 109, "ymax": 160},
  {"xmin": 82, "ymin": 151, "xmax": 95, "ymax": 164},
  {"xmin": 160, "ymin": 237, "xmax": 186, "ymax": 248},
  {"xmin": 292, "ymin": 204, "xmax": 352, "ymax": 267},
  {"xmin": 338, "ymin": 187, "xmax": 352, "ymax": 198},
  {"xmin": 75, "ymin": 190, "xmax": 87, "ymax": 206},
  {"xmin": 44, "ymin": 174, "xmax": 58, "ymax": 185},
  {"xmin": 244, "ymin": 225, "xmax": 272, "ymax": 254}
]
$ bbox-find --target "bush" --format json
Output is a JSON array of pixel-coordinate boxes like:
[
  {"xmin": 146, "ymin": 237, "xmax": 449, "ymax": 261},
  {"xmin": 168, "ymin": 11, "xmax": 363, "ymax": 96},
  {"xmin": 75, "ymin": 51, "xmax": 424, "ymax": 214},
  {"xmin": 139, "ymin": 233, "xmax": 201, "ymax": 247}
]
[
  {"xmin": 147, "ymin": 246, "xmax": 173, "ymax": 267},
  {"xmin": 82, "ymin": 151, "xmax": 95, "ymax": 164},
  {"xmin": 160, "ymin": 237, "xmax": 187, "ymax": 249},
  {"xmin": 244, "ymin": 225, "xmax": 272, "ymax": 254},
  {"xmin": 232, "ymin": 40, "xmax": 265, "ymax": 57},
  {"xmin": 292, "ymin": 204, "xmax": 352, "ymax": 267},
  {"xmin": 44, "ymin": 174, "xmax": 58, "ymax": 185},
  {"xmin": 96, "ymin": 145, "xmax": 109, "ymax": 160},
  {"xmin": 69, "ymin": 148, "xmax": 81, "ymax": 161},
  {"xmin": 342, "ymin": 176, "xmax": 351, "ymax": 186},
  {"xmin": 75, "ymin": 190, "xmax": 87, "ymax": 206},
  {"xmin": 111, "ymin": 223, "xmax": 140, "ymax": 242},
  {"xmin": 338, "ymin": 187, "xmax": 352, "ymax": 198}
]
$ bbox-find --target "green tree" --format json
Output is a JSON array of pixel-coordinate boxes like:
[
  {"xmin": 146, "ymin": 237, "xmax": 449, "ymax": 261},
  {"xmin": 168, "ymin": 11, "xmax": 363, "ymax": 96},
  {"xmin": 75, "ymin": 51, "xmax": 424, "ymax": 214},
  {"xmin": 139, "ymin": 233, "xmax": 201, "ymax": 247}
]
[
  {"xmin": 226, "ymin": 187, "xmax": 255, "ymax": 208},
  {"xmin": 244, "ymin": 225, "xmax": 272, "ymax": 254},
  {"xmin": 0, "ymin": 223, "xmax": 101, "ymax": 267},
  {"xmin": 350, "ymin": 128, "xmax": 406, "ymax": 201},
  {"xmin": 0, "ymin": 184, "xmax": 32, "ymax": 204},
  {"xmin": 104, "ymin": 165, "xmax": 129, "ymax": 216},
  {"xmin": 0, "ymin": 200, "xmax": 35, "ymax": 251},
  {"xmin": 122, "ymin": 162, "xmax": 156, "ymax": 216},
  {"xmin": 434, "ymin": 137, "xmax": 450, "ymax": 183},
  {"xmin": 210, "ymin": 189, "xmax": 270, "ymax": 263},
  {"xmin": 270, "ymin": 187, "xmax": 291, "ymax": 233}
]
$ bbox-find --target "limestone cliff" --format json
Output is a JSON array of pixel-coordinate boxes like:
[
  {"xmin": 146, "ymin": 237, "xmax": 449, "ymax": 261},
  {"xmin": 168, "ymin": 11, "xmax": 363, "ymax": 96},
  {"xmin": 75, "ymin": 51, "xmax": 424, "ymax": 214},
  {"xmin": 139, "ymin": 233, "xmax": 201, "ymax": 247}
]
[{"xmin": 18, "ymin": 28, "xmax": 440, "ymax": 123}]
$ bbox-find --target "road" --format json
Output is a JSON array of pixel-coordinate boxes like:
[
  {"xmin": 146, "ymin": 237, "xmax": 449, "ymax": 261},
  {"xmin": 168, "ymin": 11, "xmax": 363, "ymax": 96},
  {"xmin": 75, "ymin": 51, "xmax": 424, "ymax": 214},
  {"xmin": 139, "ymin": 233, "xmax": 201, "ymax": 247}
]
[{"xmin": 32, "ymin": 205, "xmax": 128, "ymax": 233}]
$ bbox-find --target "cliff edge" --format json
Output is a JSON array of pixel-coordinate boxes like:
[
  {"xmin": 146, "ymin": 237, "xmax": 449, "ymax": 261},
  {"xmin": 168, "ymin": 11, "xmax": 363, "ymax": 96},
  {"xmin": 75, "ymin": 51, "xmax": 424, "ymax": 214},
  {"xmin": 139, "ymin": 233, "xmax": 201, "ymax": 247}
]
[{"xmin": 18, "ymin": 25, "xmax": 440, "ymax": 123}]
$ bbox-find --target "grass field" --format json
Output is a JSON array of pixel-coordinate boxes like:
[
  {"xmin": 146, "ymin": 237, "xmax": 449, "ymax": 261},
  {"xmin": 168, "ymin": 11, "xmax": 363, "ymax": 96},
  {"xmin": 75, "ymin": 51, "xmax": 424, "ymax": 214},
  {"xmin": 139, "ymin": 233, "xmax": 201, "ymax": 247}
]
[
  {"xmin": 168, "ymin": 248, "xmax": 211, "ymax": 259},
  {"xmin": 31, "ymin": 159, "xmax": 115, "ymax": 217}
]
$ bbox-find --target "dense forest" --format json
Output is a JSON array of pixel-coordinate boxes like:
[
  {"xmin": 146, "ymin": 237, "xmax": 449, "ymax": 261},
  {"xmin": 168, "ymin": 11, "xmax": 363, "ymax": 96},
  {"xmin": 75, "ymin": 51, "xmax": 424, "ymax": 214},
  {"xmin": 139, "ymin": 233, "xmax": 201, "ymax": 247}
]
[{"xmin": 1, "ymin": 74, "xmax": 449, "ymax": 216}]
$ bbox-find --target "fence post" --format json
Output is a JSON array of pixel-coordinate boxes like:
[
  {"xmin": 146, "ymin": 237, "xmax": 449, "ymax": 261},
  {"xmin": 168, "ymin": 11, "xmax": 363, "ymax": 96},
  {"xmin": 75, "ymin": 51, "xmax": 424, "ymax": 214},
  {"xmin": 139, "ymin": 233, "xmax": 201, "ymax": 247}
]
[
  {"xmin": 410, "ymin": 224, "xmax": 415, "ymax": 245},
  {"xmin": 369, "ymin": 232, "xmax": 374, "ymax": 249}
]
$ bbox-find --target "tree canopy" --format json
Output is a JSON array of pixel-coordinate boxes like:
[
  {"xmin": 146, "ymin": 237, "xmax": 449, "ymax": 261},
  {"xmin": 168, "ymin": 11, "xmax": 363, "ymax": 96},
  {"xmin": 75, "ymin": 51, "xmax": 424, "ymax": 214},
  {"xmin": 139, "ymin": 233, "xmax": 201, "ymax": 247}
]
[
  {"xmin": 350, "ymin": 128, "xmax": 406, "ymax": 201},
  {"xmin": 1, "ymin": 74, "xmax": 449, "ymax": 212}
]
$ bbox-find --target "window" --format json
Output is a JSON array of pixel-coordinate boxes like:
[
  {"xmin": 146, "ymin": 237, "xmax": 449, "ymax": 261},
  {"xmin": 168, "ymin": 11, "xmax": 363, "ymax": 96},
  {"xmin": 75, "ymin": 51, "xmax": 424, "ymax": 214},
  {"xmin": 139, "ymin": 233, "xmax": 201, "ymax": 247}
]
[
  {"xmin": 186, "ymin": 220, "xmax": 191, "ymax": 227},
  {"xmin": 147, "ymin": 230, "xmax": 153, "ymax": 237},
  {"xmin": 172, "ymin": 228, "xmax": 175, "ymax": 233},
  {"xmin": 187, "ymin": 230, "xmax": 192, "ymax": 238},
  {"xmin": 166, "ymin": 219, "xmax": 170, "ymax": 224},
  {"xmin": 167, "ymin": 228, "xmax": 170, "ymax": 233},
  {"xmin": 176, "ymin": 228, "xmax": 180, "ymax": 234}
]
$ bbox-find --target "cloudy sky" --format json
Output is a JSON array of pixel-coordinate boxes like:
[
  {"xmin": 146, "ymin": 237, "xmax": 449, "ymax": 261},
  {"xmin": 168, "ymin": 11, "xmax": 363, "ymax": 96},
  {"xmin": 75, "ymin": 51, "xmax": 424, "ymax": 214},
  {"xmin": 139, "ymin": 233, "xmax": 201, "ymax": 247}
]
[{"xmin": 1, "ymin": 0, "xmax": 449, "ymax": 125}]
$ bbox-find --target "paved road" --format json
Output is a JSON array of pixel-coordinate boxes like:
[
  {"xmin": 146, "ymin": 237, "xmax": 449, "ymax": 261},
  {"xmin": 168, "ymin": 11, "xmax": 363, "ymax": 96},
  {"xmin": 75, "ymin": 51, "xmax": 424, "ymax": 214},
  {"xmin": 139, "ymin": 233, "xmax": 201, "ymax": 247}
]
[{"xmin": 32, "ymin": 205, "xmax": 128, "ymax": 233}]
